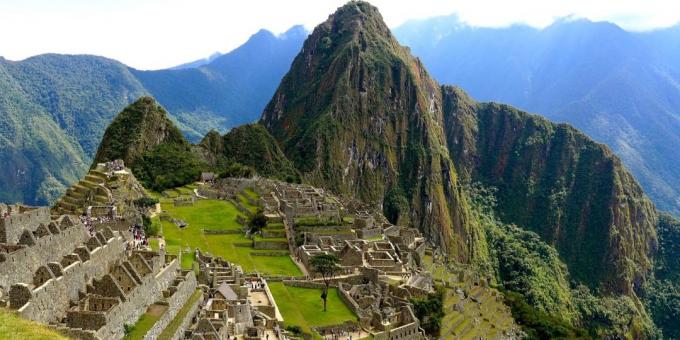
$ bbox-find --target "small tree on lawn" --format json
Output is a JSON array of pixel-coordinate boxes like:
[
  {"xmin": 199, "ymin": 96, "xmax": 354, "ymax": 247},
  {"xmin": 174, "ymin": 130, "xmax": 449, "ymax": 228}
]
[
  {"xmin": 248, "ymin": 209, "xmax": 267, "ymax": 234},
  {"xmin": 310, "ymin": 253, "xmax": 340, "ymax": 312}
]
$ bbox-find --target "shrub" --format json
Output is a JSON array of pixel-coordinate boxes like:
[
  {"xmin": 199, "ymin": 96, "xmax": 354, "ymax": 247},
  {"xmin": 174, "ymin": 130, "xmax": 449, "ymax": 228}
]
[
  {"xmin": 132, "ymin": 143, "xmax": 204, "ymax": 192},
  {"xmin": 219, "ymin": 162, "xmax": 255, "ymax": 179},
  {"xmin": 134, "ymin": 197, "xmax": 159, "ymax": 208},
  {"xmin": 410, "ymin": 286, "xmax": 445, "ymax": 336}
]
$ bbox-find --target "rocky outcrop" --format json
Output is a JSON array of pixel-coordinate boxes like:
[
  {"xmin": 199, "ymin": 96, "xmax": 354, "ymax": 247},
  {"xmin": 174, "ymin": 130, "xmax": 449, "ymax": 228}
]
[
  {"xmin": 260, "ymin": 1, "xmax": 481, "ymax": 262},
  {"xmin": 442, "ymin": 86, "xmax": 657, "ymax": 295}
]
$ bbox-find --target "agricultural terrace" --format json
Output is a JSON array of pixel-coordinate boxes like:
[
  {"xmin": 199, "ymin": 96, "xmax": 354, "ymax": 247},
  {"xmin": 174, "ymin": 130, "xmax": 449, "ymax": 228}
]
[{"xmin": 149, "ymin": 184, "xmax": 302, "ymax": 276}]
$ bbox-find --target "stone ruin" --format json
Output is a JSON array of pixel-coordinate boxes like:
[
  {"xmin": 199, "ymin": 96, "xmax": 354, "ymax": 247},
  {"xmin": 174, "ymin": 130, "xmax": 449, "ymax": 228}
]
[
  {"xmin": 338, "ymin": 273, "xmax": 427, "ymax": 339},
  {"xmin": 0, "ymin": 204, "xmax": 200, "ymax": 339},
  {"xmin": 186, "ymin": 251, "xmax": 283, "ymax": 339}
]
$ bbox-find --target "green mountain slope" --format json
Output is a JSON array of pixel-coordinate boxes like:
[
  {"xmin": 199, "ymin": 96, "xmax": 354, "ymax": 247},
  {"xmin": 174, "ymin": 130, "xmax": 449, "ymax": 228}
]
[
  {"xmin": 197, "ymin": 124, "xmax": 300, "ymax": 182},
  {"xmin": 0, "ymin": 27, "xmax": 306, "ymax": 206},
  {"xmin": 261, "ymin": 1, "xmax": 481, "ymax": 261},
  {"xmin": 259, "ymin": 5, "xmax": 659, "ymax": 335},
  {"xmin": 92, "ymin": 96, "xmax": 187, "ymax": 167},
  {"xmin": 92, "ymin": 97, "xmax": 203, "ymax": 191},
  {"xmin": 442, "ymin": 86, "xmax": 657, "ymax": 296},
  {"xmin": 0, "ymin": 55, "xmax": 145, "ymax": 204},
  {"xmin": 394, "ymin": 17, "xmax": 680, "ymax": 216}
]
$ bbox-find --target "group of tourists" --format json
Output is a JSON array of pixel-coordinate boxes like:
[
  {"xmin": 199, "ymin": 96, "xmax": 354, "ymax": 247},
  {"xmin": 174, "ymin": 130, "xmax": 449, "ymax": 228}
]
[
  {"xmin": 126, "ymin": 224, "xmax": 149, "ymax": 250},
  {"xmin": 247, "ymin": 279, "xmax": 266, "ymax": 290}
]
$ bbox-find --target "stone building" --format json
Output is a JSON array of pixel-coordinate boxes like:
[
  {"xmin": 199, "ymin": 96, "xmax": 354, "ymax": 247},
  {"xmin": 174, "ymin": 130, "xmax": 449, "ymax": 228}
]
[{"xmin": 1, "ymin": 205, "xmax": 198, "ymax": 340}]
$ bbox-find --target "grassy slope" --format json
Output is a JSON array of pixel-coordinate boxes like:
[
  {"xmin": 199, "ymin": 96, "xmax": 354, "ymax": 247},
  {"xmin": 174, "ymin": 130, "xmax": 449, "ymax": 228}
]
[
  {"xmin": 0, "ymin": 309, "xmax": 68, "ymax": 340},
  {"xmin": 158, "ymin": 290, "xmax": 202, "ymax": 340},
  {"xmin": 268, "ymin": 282, "xmax": 357, "ymax": 334},
  {"xmin": 124, "ymin": 304, "xmax": 167, "ymax": 340},
  {"xmin": 157, "ymin": 196, "xmax": 300, "ymax": 276}
]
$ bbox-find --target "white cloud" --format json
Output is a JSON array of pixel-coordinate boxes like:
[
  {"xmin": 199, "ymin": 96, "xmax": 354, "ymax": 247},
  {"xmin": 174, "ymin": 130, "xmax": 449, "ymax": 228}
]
[{"xmin": 0, "ymin": 0, "xmax": 677, "ymax": 70}]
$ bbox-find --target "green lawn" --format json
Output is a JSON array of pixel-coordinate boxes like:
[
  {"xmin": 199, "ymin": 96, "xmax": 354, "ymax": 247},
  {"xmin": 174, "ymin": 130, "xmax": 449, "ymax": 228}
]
[
  {"xmin": 0, "ymin": 308, "xmax": 67, "ymax": 340},
  {"xmin": 149, "ymin": 238, "xmax": 159, "ymax": 251},
  {"xmin": 237, "ymin": 193, "xmax": 259, "ymax": 214},
  {"xmin": 158, "ymin": 198, "xmax": 301, "ymax": 276},
  {"xmin": 124, "ymin": 304, "xmax": 167, "ymax": 340},
  {"xmin": 243, "ymin": 187, "xmax": 259, "ymax": 201},
  {"xmin": 158, "ymin": 290, "xmax": 201, "ymax": 340},
  {"xmin": 269, "ymin": 282, "xmax": 357, "ymax": 335}
]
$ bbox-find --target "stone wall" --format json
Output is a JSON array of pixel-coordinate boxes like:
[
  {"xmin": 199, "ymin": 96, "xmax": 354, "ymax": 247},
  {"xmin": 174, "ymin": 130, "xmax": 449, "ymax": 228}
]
[
  {"xmin": 143, "ymin": 271, "xmax": 198, "ymax": 340},
  {"xmin": 0, "ymin": 207, "xmax": 50, "ymax": 244},
  {"xmin": 94, "ymin": 259, "xmax": 180, "ymax": 339},
  {"xmin": 167, "ymin": 292, "xmax": 204, "ymax": 340},
  {"xmin": 338, "ymin": 284, "xmax": 364, "ymax": 317},
  {"xmin": 0, "ymin": 221, "xmax": 88, "ymax": 290},
  {"xmin": 282, "ymin": 280, "xmax": 326, "ymax": 289},
  {"xmin": 253, "ymin": 240, "xmax": 288, "ymax": 250},
  {"xmin": 15, "ymin": 234, "xmax": 125, "ymax": 324}
]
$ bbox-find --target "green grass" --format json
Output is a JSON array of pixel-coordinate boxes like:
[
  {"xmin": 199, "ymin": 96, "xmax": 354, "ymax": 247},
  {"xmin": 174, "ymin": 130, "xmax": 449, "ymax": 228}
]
[
  {"xmin": 159, "ymin": 198, "xmax": 301, "ymax": 276},
  {"xmin": 237, "ymin": 193, "xmax": 258, "ymax": 214},
  {"xmin": 269, "ymin": 282, "xmax": 357, "ymax": 335},
  {"xmin": 158, "ymin": 290, "xmax": 201, "ymax": 340},
  {"xmin": 149, "ymin": 238, "xmax": 159, "ymax": 251},
  {"xmin": 124, "ymin": 304, "xmax": 167, "ymax": 340},
  {"xmin": 243, "ymin": 187, "xmax": 259, "ymax": 200},
  {"xmin": 0, "ymin": 308, "xmax": 67, "ymax": 340}
]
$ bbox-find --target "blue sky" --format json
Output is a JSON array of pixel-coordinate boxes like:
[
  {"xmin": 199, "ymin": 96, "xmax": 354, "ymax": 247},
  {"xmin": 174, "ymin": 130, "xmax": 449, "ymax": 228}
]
[{"xmin": 0, "ymin": 0, "xmax": 678, "ymax": 70}]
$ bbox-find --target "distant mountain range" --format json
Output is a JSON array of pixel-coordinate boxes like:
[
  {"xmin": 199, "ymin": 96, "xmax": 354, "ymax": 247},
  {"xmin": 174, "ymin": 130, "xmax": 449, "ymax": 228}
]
[
  {"xmin": 393, "ymin": 16, "xmax": 680, "ymax": 215},
  {"xmin": 0, "ymin": 26, "xmax": 307, "ymax": 205}
]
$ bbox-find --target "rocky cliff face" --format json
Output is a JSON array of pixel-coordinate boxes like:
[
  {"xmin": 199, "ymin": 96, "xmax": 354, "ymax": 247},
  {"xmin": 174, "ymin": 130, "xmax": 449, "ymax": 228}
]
[
  {"xmin": 261, "ymin": 1, "xmax": 659, "ymax": 297},
  {"xmin": 92, "ymin": 96, "xmax": 188, "ymax": 167},
  {"xmin": 260, "ymin": 1, "xmax": 481, "ymax": 261},
  {"xmin": 442, "ymin": 86, "xmax": 658, "ymax": 295}
]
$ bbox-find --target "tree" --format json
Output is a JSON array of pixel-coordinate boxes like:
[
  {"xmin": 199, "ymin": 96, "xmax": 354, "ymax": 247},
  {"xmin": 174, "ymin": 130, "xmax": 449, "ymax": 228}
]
[
  {"xmin": 310, "ymin": 254, "xmax": 340, "ymax": 312},
  {"xmin": 410, "ymin": 286, "xmax": 445, "ymax": 336},
  {"xmin": 248, "ymin": 209, "xmax": 268, "ymax": 234}
]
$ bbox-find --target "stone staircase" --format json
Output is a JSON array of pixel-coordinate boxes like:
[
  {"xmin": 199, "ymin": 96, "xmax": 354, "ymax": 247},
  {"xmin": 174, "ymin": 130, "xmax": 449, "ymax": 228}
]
[{"xmin": 53, "ymin": 169, "xmax": 111, "ymax": 215}]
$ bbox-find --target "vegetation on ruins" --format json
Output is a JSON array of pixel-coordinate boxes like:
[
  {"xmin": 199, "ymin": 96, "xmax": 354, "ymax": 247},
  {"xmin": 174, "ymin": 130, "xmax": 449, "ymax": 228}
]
[
  {"xmin": 310, "ymin": 253, "xmax": 341, "ymax": 311},
  {"xmin": 410, "ymin": 286, "xmax": 445, "ymax": 336},
  {"xmin": 247, "ymin": 209, "xmax": 268, "ymax": 233}
]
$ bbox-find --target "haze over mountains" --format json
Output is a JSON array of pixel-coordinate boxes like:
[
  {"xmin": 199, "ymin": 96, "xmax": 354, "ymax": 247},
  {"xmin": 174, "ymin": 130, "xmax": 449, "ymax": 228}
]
[
  {"xmin": 393, "ymin": 15, "xmax": 680, "ymax": 215},
  {"xmin": 0, "ymin": 26, "xmax": 306, "ymax": 205}
]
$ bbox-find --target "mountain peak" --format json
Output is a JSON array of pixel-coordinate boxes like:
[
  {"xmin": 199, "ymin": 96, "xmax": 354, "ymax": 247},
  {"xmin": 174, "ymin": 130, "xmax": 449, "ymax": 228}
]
[
  {"xmin": 261, "ymin": 0, "xmax": 476, "ymax": 258},
  {"xmin": 92, "ymin": 96, "xmax": 187, "ymax": 167}
]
